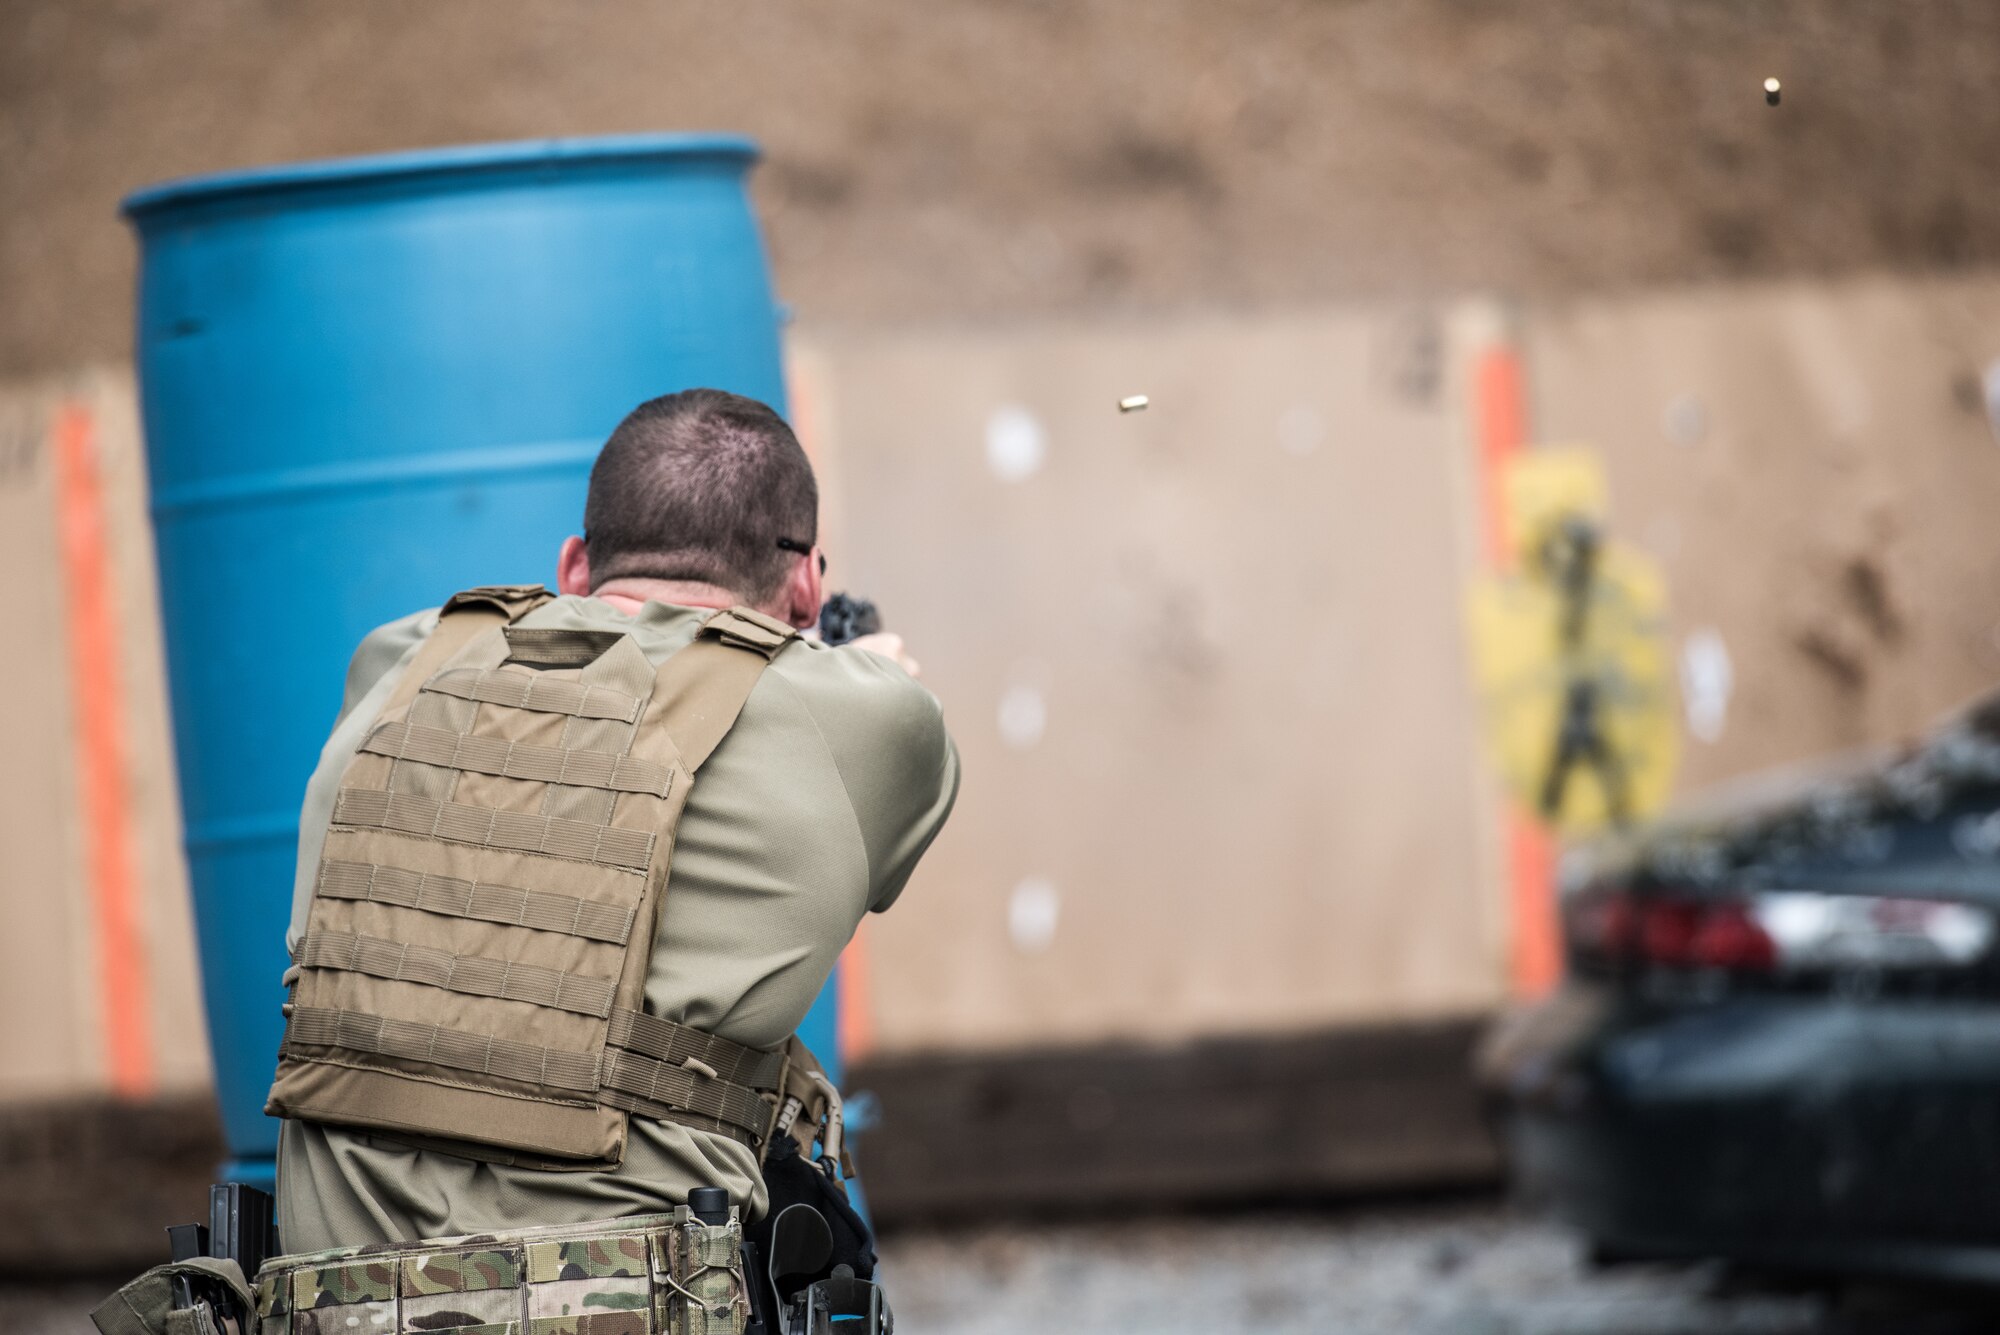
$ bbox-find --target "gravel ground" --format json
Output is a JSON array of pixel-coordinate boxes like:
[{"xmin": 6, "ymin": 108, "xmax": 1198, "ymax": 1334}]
[
  {"xmin": 15, "ymin": 1200, "xmax": 1996, "ymax": 1335},
  {"xmin": 878, "ymin": 1201, "xmax": 1989, "ymax": 1335}
]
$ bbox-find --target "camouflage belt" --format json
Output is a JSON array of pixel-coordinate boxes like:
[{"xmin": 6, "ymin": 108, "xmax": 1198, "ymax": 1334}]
[{"xmin": 251, "ymin": 1208, "xmax": 745, "ymax": 1335}]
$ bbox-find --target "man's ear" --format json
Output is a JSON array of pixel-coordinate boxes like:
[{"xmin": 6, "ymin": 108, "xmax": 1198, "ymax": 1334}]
[
  {"xmin": 556, "ymin": 536, "xmax": 591, "ymax": 596},
  {"xmin": 778, "ymin": 548, "xmax": 823, "ymax": 629}
]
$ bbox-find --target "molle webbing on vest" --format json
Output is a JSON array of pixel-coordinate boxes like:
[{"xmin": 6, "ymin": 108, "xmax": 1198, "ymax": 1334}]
[
  {"xmin": 316, "ymin": 860, "xmax": 636, "ymax": 944},
  {"xmin": 423, "ymin": 667, "xmax": 644, "ymax": 721},
  {"xmin": 330, "ymin": 788, "xmax": 659, "ymax": 869},
  {"xmin": 297, "ymin": 930, "xmax": 619, "ymax": 1017},
  {"xmin": 286, "ymin": 1006, "xmax": 603, "ymax": 1094},
  {"xmin": 269, "ymin": 598, "xmax": 806, "ymax": 1167},
  {"xmin": 360, "ymin": 720, "xmax": 676, "ymax": 795}
]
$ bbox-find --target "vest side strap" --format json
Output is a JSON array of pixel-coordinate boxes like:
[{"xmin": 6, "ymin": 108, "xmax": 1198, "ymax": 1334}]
[
  {"xmin": 605, "ymin": 1007, "xmax": 788, "ymax": 1088},
  {"xmin": 596, "ymin": 1092, "xmax": 754, "ymax": 1148},
  {"xmin": 598, "ymin": 1049, "xmax": 774, "ymax": 1144}
]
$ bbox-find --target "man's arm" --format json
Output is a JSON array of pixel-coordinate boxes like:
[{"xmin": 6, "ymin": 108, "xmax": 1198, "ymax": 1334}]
[{"xmin": 805, "ymin": 645, "xmax": 960, "ymax": 913}]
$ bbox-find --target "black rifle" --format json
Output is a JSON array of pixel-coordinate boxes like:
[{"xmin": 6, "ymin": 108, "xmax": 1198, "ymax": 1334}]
[{"xmin": 816, "ymin": 592, "xmax": 881, "ymax": 648}]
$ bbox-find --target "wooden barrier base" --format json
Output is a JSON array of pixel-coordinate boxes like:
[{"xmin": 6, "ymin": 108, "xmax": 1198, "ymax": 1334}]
[
  {"xmin": 0, "ymin": 1092, "xmax": 221, "ymax": 1276},
  {"xmin": 0, "ymin": 1018, "xmax": 1498, "ymax": 1268},
  {"xmin": 849, "ymin": 1017, "xmax": 1501, "ymax": 1226}
]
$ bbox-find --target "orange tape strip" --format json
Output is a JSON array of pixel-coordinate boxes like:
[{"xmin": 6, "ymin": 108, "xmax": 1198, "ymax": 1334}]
[
  {"xmin": 1471, "ymin": 347, "xmax": 1562, "ymax": 998},
  {"xmin": 1475, "ymin": 348, "xmax": 1527, "ymax": 571},
  {"xmin": 55, "ymin": 402, "xmax": 154, "ymax": 1096},
  {"xmin": 837, "ymin": 921, "xmax": 878, "ymax": 1064},
  {"xmin": 1506, "ymin": 817, "xmax": 1561, "ymax": 997}
]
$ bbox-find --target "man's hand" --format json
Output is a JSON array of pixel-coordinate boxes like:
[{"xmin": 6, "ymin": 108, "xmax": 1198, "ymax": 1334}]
[{"xmin": 849, "ymin": 632, "xmax": 921, "ymax": 678}]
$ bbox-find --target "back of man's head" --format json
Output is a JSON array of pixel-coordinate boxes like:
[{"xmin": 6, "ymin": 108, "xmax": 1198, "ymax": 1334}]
[{"xmin": 583, "ymin": 389, "xmax": 817, "ymax": 602}]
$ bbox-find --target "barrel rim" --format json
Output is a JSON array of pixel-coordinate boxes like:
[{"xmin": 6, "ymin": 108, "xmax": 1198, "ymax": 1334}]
[{"xmin": 121, "ymin": 132, "xmax": 761, "ymax": 222}]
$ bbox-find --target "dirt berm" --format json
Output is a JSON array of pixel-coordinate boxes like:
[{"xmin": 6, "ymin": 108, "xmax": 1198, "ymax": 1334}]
[{"xmin": 4, "ymin": 0, "xmax": 1999, "ymax": 375}]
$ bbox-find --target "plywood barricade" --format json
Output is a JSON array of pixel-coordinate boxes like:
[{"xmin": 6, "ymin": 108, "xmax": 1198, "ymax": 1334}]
[
  {"xmin": 0, "ymin": 369, "xmax": 208, "ymax": 1101},
  {"xmin": 799, "ymin": 309, "xmax": 1508, "ymax": 1061}
]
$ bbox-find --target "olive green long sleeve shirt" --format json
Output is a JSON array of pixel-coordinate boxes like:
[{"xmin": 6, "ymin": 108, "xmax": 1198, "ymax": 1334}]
[{"xmin": 275, "ymin": 595, "xmax": 958, "ymax": 1253}]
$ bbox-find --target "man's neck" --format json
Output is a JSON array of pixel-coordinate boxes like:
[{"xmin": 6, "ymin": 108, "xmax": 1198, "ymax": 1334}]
[{"xmin": 587, "ymin": 577, "xmax": 744, "ymax": 617}]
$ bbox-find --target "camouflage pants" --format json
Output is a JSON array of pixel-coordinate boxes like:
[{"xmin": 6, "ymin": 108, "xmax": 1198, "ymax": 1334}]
[{"xmin": 251, "ymin": 1209, "xmax": 745, "ymax": 1335}]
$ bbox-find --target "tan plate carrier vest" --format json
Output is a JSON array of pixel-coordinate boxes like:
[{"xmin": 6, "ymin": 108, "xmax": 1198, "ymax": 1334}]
[{"xmin": 267, "ymin": 587, "xmax": 839, "ymax": 1172}]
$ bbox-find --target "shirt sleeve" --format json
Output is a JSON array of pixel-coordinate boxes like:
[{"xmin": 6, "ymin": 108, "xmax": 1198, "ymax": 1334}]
[
  {"xmin": 336, "ymin": 609, "xmax": 437, "ymax": 724},
  {"xmin": 285, "ymin": 609, "xmax": 437, "ymax": 959},
  {"xmin": 799, "ymin": 645, "xmax": 961, "ymax": 913}
]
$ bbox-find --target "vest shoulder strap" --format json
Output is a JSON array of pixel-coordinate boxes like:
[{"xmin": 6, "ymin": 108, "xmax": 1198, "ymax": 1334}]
[
  {"xmin": 644, "ymin": 607, "xmax": 800, "ymax": 773},
  {"xmin": 699, "ymin": 606, "xmax": 797, "ymax": 658},
  {"xmin": 444, "ymin": 583, "xmax": 560, "ymax": 621},
  {"xmin": 379, "ymin": 584, "xmax": 556, "ymax": 715}
]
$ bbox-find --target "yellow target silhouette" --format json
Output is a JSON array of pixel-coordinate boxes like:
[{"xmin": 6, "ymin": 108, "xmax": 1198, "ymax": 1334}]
[{"xmin": 1467, "ymin": 448, "xmax": 1678, "ymax": 835}]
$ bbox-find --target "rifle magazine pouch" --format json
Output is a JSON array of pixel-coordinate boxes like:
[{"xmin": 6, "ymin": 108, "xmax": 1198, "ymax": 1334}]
[
  {"xmin": 266, "ymin": 600, "xmax": 799, "ymax": 1168},
  {"xmin": 665, "ymin": 1208, "xmax": 749, "ymax": 1335}
]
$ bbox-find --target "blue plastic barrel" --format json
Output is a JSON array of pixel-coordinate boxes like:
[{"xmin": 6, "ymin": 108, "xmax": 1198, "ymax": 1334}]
[{"xmin": 122, "ymin": 135, "xmax": 838, "ymax": 1186}]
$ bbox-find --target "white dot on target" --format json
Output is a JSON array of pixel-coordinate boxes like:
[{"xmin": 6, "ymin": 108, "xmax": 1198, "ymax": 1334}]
[
  {"xmin": 984, "ymin": 404, "xmax": 1047, "ymax": 481},
  {"xmin": 1008, "ymin": 877, "xmax": 1061, "ymax": 953},
  {"xmin": 997, "ymin": 684, "xmax": 1047, "ymax": 750},
  {"xmin": 1278, "ymin": 404, "xmax": 1324, "ymax": 456}
]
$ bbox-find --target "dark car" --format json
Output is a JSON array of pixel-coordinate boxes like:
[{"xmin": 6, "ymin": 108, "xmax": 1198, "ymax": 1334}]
[{"xmin": 1481, "ymin": 692, "xmax": 2000, "ymax": 1285}]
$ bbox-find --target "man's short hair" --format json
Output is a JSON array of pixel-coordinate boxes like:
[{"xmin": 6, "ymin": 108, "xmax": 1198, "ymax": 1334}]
[{"xmin": 583, "ymin": 389, "xmax": 817, "ymax": 601}]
